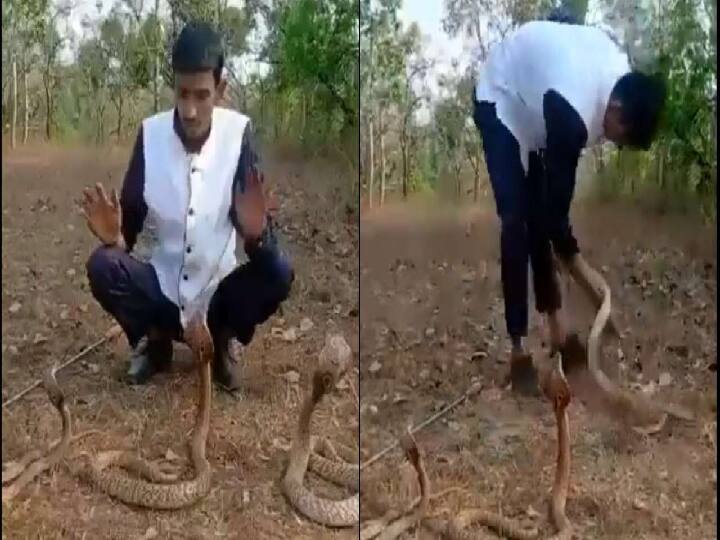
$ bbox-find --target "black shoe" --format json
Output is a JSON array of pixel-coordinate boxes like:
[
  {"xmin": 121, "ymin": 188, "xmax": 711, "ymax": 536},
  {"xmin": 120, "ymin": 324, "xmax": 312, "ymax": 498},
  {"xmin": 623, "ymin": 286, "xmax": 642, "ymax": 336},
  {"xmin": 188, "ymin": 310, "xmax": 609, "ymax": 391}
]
[
  {"xmin": 212, "ymin": 332, "xmax": 242, "ymax": 391},
  {"xmin": 558, "ymin": 333, "xmax": 588, "ymax": 375},
  {"xmin": 125, "ymin": 337, "xmax": 173, "ymax": 385},
  {"xmin": 508, "ymin": 352, "xmax": 540, "ymax": 396}
]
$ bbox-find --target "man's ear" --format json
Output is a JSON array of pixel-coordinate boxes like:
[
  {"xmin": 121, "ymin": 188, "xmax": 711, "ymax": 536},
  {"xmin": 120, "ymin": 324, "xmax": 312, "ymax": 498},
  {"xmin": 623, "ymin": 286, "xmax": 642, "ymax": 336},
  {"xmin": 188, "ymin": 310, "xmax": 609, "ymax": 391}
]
[{"xmin": 215, "ymin": 79, "xmax": 228, "ymax": 105}]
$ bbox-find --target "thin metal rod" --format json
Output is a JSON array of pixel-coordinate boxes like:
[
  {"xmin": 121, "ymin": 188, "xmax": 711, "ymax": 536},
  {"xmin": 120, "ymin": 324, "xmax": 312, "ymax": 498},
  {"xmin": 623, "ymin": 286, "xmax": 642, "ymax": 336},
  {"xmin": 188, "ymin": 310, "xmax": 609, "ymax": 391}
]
[
  {"xmin": 361, "ymin": 382, "xmax": 483, "ymax": 470},
  {"xmin": 2, "ymin": 325, "xmax": 122, "ymax": 409}
]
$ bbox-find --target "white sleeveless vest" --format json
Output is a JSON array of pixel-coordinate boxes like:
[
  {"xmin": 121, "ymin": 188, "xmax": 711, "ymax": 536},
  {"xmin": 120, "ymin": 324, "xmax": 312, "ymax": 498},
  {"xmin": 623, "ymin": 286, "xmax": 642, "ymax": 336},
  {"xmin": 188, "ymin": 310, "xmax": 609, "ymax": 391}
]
[
  {"xmin": 475, "ymin": 21, "xmax": 630, "ymax": 174},
  {"xmin": 142, "ymin": 107, "xmax": 250, "ymax": 327}
]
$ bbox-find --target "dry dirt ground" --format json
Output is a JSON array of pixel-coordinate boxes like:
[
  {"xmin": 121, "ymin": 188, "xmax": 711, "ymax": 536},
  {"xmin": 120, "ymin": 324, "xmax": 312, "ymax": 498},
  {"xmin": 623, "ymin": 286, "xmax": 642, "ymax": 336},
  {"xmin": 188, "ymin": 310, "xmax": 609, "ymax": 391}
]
[
  {"xmin": 1, "ymin": 143, "xmax": 359, "ymax": 539},
  {"xmin": 359, "ymin": 198, "xmax": 717, "ymax": 539}
]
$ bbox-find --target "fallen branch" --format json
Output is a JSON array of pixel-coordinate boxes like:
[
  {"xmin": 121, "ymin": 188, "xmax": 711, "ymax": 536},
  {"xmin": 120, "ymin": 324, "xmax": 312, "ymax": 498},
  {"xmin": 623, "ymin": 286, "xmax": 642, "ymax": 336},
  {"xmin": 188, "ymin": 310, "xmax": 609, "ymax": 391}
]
[
  {"xmin": 2, "ymin": 325, "xmax": 122, "ymax": 409},
  {"xmin": 361, "ymin": 382, "xmax": 483, "ymax": 470}
]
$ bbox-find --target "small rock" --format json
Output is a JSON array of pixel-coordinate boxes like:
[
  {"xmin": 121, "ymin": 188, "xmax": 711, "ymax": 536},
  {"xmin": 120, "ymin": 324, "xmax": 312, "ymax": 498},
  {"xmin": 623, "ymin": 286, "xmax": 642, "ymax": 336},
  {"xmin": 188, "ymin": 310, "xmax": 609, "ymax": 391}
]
[
  {"xmin": 8, "ymin": 345, "xmax": 18, "ymax": 355},
  {"xmin": 471, "ymin": 351, "xmax": 488, "ymax": 361},
  {"xmin": 526, "ymin": 505, "xmax": 541, "ymax": 519},
  {"xmin": 87, "ymin": 363, "xmax": 99, "ymax": 374},
  {"xmin": 368, "ymin": 361, "xmax": 382, "ymax": 374},
  {"xmin": 283, "ymin": 370, "xmax": 300, "ymax": 384},
  {"xmin": 66, "ymin": 269, "xmax": 76, "ymax": 277},
  {"xmin": 419, "ymin": 369, "xmax": 430, "ymax": 379},
  {"xmin": 368, "ymin": 405, "xmax": 378, "ymax": 415},
  {"xmin": 8, "ymin": 302, "xmax": 21, "ymax": 314},
  {"xmin": 242, "ymin": 489, "xmax": 250, "ymax": 505},
  {"xmin": 658, "ymin": 372, "xmax": 673, "ymax": 386},
  {"xmin": 632, "ymin": 498, "xmax": 647, "ymax": 511},
  {"xmin": 299, "ymin": 317, "xmax": 314, "ymax": 332},
  {"xmin": 165, "ymin": 448, "xmax": 181, "ymax": 461},
  {"xmin": 143, "ymin": 526, "xmax": 158, "ymax": 539},
  {"xmin": 282, "ymin": 328, "xmax": 297, "ymax": 342},
  {"xmin": 32, "ymin": 334, "xmax": 47, "ymax": 345},
  {"xmin": 481, "ymin": 388, "xmax": 502, "ymax": 402},
  {"xmin": 424, "ymin": 327, "xmax": 435, "ymax": 338},
  {"xmin": 333, "ymin": 303, "xmax": 342, "ymax": 315},
  {"xmin": 448, "ymin": 421, "xmax": 461, "ymax": 432}
]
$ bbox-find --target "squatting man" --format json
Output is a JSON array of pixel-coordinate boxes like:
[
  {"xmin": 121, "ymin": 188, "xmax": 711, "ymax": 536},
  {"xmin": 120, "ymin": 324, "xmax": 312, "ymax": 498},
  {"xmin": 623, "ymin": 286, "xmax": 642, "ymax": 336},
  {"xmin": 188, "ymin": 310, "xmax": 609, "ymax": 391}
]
[{"xmin": 81, "ymin": 22, "xmax": 294, "ymax": 391}]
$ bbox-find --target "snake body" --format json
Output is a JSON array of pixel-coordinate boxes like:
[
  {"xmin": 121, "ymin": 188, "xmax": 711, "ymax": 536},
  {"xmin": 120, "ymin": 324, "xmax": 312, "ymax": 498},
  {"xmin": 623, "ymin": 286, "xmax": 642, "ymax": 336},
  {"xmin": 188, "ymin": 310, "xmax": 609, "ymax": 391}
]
[
  {"xmin": 83, "ymin": 318, "xmax": 213, "ymax": 508},
  {"xmin": 565, "ymin": 255, "xmax": 693, "ymax": 434},
  {"xmin": 2, "ymin": 368, "xmax": 73, "ymax": 503},
  {"xmin": 282, "ymin": 334, "xmax": 360, "ymax": 527}
]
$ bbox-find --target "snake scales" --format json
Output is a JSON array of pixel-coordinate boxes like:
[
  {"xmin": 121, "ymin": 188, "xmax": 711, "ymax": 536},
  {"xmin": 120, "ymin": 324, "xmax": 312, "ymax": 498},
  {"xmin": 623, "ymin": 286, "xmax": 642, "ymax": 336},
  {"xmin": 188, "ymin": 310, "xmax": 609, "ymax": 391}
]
[
  {"xmin": 562, "ymin": 254, "xmax": 694, "ymax": 434},
  {"xmin": 281, "ymin": 333, "xmax": 360, "ymax": 527},
  {"xmin": 3, "ymin": 316, "xmax": 213, "ymax": 509}
]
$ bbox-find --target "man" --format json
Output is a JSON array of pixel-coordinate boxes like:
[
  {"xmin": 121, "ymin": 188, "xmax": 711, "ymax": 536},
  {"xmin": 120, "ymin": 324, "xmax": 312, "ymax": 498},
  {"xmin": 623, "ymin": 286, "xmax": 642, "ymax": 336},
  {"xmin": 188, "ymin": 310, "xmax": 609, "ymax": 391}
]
[
  {"xmin": 472, "ymin": 20, "xmax": 666, "ymax": 394},
  {"xmin": 81, "ymin": 22, "xmax": 294, "ymax": 390}
]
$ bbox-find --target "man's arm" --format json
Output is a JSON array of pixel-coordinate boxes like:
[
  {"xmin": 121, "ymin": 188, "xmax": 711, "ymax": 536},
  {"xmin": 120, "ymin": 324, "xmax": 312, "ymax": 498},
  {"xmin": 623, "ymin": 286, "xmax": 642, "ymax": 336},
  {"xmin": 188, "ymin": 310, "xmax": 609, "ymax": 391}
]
[
  {"xmin": 230, "ymin": 122, "xmax": 266, "ymax": 249},
  {"xmin": 119, "ymin": 126, "xmax": 148, "ymax": 252},
  {"xmin": 542, "ymin": 90, "xmax": 588, "ymax": 259}
]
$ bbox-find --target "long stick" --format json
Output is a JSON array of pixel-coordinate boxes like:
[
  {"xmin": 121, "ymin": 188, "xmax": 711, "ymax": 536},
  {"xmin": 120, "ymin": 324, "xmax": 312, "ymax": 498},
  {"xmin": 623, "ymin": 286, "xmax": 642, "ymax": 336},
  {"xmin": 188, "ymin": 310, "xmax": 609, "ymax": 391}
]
[
  {"xmin": 361, "ymin": 382, "xmax": 483, "ymax": 470},
  {"xmin": 2, "ymin": 325, "xmax": 122, "ymax": 409}
]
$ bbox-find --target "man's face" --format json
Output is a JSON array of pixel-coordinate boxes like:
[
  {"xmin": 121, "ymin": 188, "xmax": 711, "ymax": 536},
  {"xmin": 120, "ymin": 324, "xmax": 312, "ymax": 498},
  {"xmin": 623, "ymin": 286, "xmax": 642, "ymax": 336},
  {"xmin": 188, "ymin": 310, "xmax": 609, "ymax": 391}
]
[
  {"xmin": 603, "ymin": 100, "xmax": 629, "ymax": 145},
  {"xmin": 174, "ymin": 70, "xmax": 225, "ymax": 140}
]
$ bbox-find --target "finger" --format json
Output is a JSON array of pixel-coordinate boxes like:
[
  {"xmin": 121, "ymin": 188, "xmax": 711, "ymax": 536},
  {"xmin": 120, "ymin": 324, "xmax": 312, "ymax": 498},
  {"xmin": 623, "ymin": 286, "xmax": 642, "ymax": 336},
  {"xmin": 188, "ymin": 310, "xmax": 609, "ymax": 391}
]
[
  {"xmin": 95, "ymin": 183, "xmax": 109, "ymax": 204},
  {"xmin": 110, "ymin": 188, "xmax": 120, "ymax": 210},
  {"xmin": 83, "ymin": 188, "xmax": 95, "ymax": 205}
]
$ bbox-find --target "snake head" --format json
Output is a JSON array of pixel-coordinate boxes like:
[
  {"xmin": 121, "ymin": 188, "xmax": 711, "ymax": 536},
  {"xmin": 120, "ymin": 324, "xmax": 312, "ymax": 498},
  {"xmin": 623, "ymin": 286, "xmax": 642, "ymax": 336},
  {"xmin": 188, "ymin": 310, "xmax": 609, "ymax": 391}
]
[
  {"xmin": 399, "ymin": 432, "xmax": 419, "ymax": 468},
  {"xmin": 42, "ymin": 368, "xmax": 65, "ymax": 409},
  {"xmin": 317, "ymin": 333, "xmax": 352, "ymax": 381},
  {"xmin": 543, "ymin": 354, "xmax": 572, "ymax": 411},
  {"xmin": 183, "ymin": 316, "xmax": 214, "ymax": 365},
  {"xmin": 311, "ymin": 369, "xmax": 335, "ymax": 403}
]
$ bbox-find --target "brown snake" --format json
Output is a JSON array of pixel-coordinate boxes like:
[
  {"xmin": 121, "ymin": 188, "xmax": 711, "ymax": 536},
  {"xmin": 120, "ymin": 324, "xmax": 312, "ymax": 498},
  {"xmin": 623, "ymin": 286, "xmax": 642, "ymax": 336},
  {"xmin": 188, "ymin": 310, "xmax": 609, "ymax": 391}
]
[
  {"xmin": 2, "ymin": 367, "xmax": 76, "ymax": 503},
  {"xmin": 360, "ymin": 432, "xmax": 430, "ymax": 540},
  {"xmin": 3, "ymin": 316, "xmax": 214, "ymax": 509},
  {"xmin": 562, "ymin": 254, "xmax": 694, "ymax": 434},
  {"xmin": 282, "ymin": 333, "xmax": 360, "ymax": 527}
]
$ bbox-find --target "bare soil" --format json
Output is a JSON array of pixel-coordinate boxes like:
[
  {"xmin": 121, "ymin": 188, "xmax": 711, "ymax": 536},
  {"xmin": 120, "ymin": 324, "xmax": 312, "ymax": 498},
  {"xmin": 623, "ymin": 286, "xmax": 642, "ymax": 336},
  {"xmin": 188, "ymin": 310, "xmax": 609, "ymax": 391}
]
[
  {"xmin": 359, "ymin": 197, "xmax": 717, "ymax": 539},
  {"xmin": 1, "ymin": 143, "xmax": 359, "ymax": 540}
]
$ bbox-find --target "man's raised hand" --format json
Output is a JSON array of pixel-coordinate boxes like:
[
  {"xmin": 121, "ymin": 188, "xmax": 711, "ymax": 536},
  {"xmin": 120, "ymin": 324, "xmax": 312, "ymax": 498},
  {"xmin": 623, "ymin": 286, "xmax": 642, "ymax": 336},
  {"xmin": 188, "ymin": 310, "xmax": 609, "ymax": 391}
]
[
  {"xmin": 81, "ymin": 182, "xmax": 124, "ymax": 249},
  {"xmin": 234, "ymin": 168, "xmax": 277, "ymax": 243}
]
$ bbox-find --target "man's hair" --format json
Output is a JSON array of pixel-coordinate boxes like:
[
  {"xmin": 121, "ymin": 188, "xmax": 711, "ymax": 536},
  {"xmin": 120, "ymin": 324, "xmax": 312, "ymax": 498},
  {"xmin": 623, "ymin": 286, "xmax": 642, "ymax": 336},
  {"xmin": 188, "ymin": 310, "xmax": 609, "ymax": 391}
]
[
  {"xmin": 172, "ymin": 21, "xmax": 224, "ymax": 85},
  {"xmin": 546, "ymin": 6, "xmax": 581, "ymax": 24},
  {"xmin": 609, "ymin": 72, "xmax": 667, "ymax": 150}
]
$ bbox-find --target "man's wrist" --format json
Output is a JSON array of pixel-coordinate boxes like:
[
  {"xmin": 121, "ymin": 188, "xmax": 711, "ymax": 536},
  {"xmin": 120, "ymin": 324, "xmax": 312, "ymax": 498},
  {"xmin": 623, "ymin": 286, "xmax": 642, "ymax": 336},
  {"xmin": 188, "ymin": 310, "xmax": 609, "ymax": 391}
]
[{"xmin": 104, "ymin": 235, "xmax": 126, "ymax": 250}]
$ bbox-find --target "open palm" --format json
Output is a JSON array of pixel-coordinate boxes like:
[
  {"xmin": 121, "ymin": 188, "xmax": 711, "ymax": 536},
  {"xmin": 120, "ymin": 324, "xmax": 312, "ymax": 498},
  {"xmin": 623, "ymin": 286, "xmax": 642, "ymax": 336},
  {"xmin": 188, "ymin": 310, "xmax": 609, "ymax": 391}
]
[
  {"xmin": 234, "ymin": 168, "xmax": 277, "ymax": 242},
  {"xmin": 81, "ymin": 183, "xmax": 123, "ymax": 247}
]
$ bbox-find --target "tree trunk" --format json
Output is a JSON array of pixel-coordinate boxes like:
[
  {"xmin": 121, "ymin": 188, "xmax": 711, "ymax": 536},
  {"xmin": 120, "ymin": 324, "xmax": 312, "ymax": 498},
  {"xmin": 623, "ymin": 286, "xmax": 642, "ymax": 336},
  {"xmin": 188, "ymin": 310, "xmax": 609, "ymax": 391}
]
[
  {"xmin": 22, "ymin": 60, "xmax": 29, "ymax": 144},
  {"xmin": 380, "ymin": 115, "xmax": 386, "ymax": 206},
  {"xmin": 153, "ymin": 0, "xmax": 160, "ymax": 113},
  {"xmin": 11, "ymin": 57, "xmax": 17, "ymax": 149},
  {"xmin": 116, "ymin": 92, "xmax": 124, "ymax": 140},
  {"xmin": 44, "ymin": 73, "xmax": 52, "ymax": 140},
  {"xmin": 401, "ymin": 137, "xmax": 408, "ymax": 200},
  {"xmin": 368, "ymin": 116, "xmax": 374, "ymax": 209}
]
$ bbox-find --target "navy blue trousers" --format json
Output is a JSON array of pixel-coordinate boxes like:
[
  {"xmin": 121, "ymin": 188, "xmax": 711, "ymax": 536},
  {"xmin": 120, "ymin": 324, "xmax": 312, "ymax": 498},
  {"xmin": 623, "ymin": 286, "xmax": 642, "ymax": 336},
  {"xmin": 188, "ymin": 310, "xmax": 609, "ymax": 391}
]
[
  {"xmin": 473, "ymin": 100, "xmax": 563, "ymax": 339},
  {"xmin": 86, "ymin": 238, "xmax": 293, "ymax": 350}
]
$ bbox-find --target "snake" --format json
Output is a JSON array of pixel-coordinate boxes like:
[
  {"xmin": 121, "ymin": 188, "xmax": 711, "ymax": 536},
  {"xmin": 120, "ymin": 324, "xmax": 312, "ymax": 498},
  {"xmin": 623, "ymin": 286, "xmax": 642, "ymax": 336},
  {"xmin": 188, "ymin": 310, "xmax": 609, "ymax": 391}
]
[
  {"xmin": 282, "ymin": 333, "xmax": 360, "ymax": 527},
  {"xmin": 2, "ymin": 316, "xmax": 214, "ymax": 509},
  {"xmin": 563, "ymin": 254, "xmax": 694, "ymax": 435},
  {"xmin": 2, "ymin": 367, "xmax": 75, "ymax": 503},
  {"xmin": 360, "ymin": 432, "xmax": 430, "ymax": 540},
  {"xmin": 81, "ymin": 316, "xmax": 213, "ymax": 508},
  {"xmin": 419, "ymin": 355, "xmax": 572, "ymax": 540}
]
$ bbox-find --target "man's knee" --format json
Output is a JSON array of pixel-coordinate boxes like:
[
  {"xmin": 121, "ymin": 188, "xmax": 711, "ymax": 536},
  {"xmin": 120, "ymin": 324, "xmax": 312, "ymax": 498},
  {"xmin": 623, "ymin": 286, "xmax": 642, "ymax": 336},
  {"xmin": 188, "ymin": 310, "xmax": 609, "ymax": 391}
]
[
  {"xmin": 271, "ymin": 255, "xmax": 294, "ymax": 302},
  {"xmin": 86, "ymin": 245, "xmax": 126, "ymax": 292}
]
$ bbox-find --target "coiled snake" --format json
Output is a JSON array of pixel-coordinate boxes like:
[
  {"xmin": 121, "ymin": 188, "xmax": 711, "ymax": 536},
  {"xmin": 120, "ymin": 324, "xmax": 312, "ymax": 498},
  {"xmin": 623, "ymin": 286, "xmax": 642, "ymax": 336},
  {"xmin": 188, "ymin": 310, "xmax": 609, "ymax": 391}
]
[
  {"xmin": 281, "ymin": 333, "xmax": 360, "ymax": 527},
  {"xmin": 3, "ymin": 315, "xmax": 214, "ymax": 509}
]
